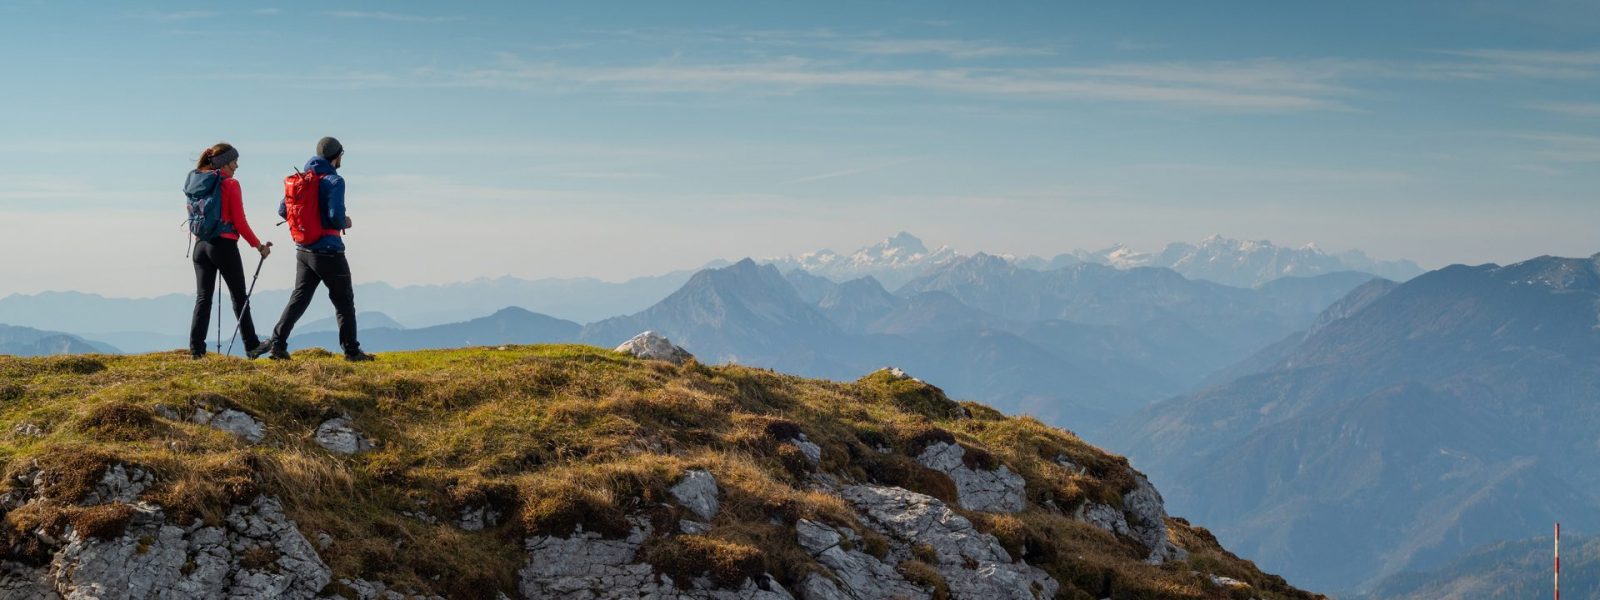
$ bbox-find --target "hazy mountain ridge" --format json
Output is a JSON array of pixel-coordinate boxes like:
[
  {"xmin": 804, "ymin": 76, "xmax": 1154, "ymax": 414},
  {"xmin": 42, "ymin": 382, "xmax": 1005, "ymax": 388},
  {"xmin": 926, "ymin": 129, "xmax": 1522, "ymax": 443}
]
[
  {"xmin": 0, "ymin": 324, "xmax": 118, "ymax": 356},
  {"xmin": 1105, "ymin": 253, "xmax": 1600, "ymax": 593},
  {"xmin": 1363, "ymin": 532, "xmax": 1591, "ymax": 600},
  {"xmin": 760, "ymin": 232, "xmax": 962, "ymax": 290},
  {"xmin": 1033, "ymin": 235, "xmax": 1423, "ymax": 287}
]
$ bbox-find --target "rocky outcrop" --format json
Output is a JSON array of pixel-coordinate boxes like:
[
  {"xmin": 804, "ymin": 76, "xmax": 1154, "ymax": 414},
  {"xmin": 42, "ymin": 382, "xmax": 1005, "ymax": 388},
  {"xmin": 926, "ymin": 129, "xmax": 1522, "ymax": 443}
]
[
  {"xmin": 1073, "ymin": 470, "xmax": 1187, "ymax": 564},
  {"xmin": 158, "ymin": 404, "xmax": 266, "ymax": 444},
  {"xmin": 839, "ymin": 485, "xmax": 1058, "ymax": 599},
  {"xmin": 915, "ymin": 442, "xmax": 1025, "ymax": 513},
  {"xmin": 794, "ymin": 519, "xmax": 927, "ymax": 600},
  {"xmin": 614, "ymin": 331, "xmax": 693, "ymax": 365},
  {"xmin": 7, "ymin": 497, "xmax": 330, "ymax": 600},
  {"xmin": 314, "ymin": 416, "xmax": 372, "ymax": 455},
  {"xmin": 518, "ymin": 519, "xmax": 794, "ymax": 600},
  {"xmin": 669, "ymin": 469, "xmax": 721, "ymax": 521},
  {"xmin": 789, "ymin": 434, "xmax": 823, "ymax": 466}
]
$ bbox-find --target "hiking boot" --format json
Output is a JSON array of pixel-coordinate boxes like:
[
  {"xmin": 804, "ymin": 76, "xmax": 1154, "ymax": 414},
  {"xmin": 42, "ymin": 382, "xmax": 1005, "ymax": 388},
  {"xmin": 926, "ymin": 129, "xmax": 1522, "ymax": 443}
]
[
  {"xmin": 344, "ymin": 350, "xmax": 377, "ymax": 363},
  {"xmin": 189, "ymin": 351, "xmax": 205, "ymax": 360},
  {"xmin": 261, "ymin": 343, "xmax": 292, "ymax": 361},
  {"xmin": 246, "ymin": 340, "xmax": 272, "ymax": 360}
]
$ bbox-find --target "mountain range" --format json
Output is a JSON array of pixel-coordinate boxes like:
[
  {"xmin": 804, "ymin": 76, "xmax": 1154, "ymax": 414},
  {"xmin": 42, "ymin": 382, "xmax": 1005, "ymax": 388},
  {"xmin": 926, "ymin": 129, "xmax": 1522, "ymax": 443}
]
[
  {"xmin": 1362, "ymin": 532, "xmax": 1584, "ymax": 600},
  {"xmin": 1021, "ymin": 235, "xmax": 1424, "ymax": 287},
  {"xmin": 1105, "ymin": 253, "xmax": 1600, "ymax": 593},
  {"xmin": 0, "ymin": 325, "xmax": 117, "ymax": 356},
  {"xmin": 0, "ymin": 233, "xmax": 1414, "ymax": 356}
]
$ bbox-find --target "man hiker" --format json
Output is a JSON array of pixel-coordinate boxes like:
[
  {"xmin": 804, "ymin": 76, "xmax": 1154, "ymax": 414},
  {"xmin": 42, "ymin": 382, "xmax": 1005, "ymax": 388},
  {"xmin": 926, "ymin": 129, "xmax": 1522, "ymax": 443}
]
[{"xmin": 256, "ymin": 137, "xmax": 376, "ymax": 362}]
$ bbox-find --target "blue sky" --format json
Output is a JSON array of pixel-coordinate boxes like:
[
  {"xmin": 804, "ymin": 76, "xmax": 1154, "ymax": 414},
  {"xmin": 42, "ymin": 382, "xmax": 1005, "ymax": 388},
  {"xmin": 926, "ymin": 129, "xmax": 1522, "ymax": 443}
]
[{"xmin": 1, "ymin": 1, "xmax": 1597, "ymax": 297}]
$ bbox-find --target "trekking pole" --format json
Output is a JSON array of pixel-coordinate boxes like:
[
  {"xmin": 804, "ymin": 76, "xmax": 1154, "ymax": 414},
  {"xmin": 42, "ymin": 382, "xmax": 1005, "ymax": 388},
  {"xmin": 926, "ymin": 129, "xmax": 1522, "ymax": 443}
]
[
  {"xmin": 227, "ymin": 244, "xmax": 271, "ymax": 356},
  {"xmin": 215, "ymin": 271, "xmax": 222, "ymax": 355}
]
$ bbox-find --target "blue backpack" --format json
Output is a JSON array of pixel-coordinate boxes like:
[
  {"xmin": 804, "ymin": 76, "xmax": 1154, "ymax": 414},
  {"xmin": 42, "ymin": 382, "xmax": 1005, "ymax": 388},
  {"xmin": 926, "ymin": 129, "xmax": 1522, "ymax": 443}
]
[{"xmin": 183, "ymin": 170, "xmax": 234, "ymax": 244}]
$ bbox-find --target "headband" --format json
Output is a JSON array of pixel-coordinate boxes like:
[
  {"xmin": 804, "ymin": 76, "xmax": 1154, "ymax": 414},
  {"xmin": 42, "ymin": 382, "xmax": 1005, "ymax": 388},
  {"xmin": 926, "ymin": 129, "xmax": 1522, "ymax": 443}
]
[{"xmin": 208, "ymin": 147, "xmax": 239, "ymax": 169}]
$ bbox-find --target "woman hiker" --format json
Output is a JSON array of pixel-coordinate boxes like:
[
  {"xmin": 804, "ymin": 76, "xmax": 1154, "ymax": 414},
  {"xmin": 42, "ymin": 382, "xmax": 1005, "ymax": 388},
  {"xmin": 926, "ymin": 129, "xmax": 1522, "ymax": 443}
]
[{"xmin": 184, "ymin": 142, "xmax": 273, "ymax": 359}]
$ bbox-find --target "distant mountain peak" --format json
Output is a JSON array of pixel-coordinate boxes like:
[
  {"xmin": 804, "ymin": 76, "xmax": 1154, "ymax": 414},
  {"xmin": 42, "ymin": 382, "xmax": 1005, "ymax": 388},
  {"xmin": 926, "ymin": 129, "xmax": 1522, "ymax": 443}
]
[
  {"xmin": 880, "ymin": 231, "xmax": 928, "ymax": 254},
  {"xmin": 759, "ymin": 233, "xmax": 960, "ymax": 289}
]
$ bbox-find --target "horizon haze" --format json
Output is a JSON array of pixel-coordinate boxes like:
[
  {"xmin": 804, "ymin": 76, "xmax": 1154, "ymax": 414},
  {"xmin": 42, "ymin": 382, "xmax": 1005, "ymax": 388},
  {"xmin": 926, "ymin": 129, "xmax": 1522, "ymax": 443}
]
[{"xmin": 1, "ymin": 1, "xmax": 1598, "ymax": 297}]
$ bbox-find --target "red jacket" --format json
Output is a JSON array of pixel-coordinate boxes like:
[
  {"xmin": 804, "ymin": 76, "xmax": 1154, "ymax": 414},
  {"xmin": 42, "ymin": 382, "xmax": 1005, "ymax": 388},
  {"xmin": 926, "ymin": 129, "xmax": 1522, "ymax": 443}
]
[{"xmin": 216, "ymin": 174, "xmax": 261, "ymax": 248}]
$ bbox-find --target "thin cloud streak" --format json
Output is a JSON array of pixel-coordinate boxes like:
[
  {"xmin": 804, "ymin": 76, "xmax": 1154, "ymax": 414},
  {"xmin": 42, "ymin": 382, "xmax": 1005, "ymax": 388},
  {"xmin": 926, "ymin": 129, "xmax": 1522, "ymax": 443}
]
[
  {"xmin": 325, "ymin": 11, "xmax": 465, "ymax": 23},
  {"xmin": 431, "ymin": 57, "xmax": 1351, "ymax": 112},
  {"xmin": 781, "ymin": 159, "xmax": 914, "ymax": 185},
  {"xmin": 1528, "ymin": 101, "xmax": 1600, "ymax": 118}
]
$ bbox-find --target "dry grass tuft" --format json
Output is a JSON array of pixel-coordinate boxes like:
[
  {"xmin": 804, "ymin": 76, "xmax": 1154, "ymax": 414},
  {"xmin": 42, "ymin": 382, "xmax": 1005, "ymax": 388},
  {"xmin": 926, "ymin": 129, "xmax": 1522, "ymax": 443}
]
[
  {"xmin": 75, "ymin": 401, "xmax": 161, "ymax": 441},
  {"xmin": 646, "ymin": 535, "xmax": 765, "ymax": 588},
  {"xmin": 896, "ymin": 560, "xmax": 950, "ymax": 600}
]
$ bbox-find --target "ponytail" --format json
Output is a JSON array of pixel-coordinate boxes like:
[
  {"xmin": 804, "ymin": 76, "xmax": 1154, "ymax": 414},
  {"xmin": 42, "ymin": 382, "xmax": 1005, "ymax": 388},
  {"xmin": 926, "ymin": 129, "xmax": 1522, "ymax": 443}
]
[{"xmin": 196, "ymin": 142, "xmax": 238, "ymax": 171}]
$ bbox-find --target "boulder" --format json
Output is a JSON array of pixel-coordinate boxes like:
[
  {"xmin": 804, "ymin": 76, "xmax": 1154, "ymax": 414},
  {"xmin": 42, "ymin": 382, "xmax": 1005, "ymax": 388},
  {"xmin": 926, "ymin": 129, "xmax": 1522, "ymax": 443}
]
[
  {"xmin": 519, "ymin": 519, "xmax": 795, "ymax": 599},
  {"xmin": 314, "ymin": 416, "xmax": 372, "ymax": 455},
  {"xmin": 40, "ymin": 496, "xmax": 330, "ymax": 600},
  {"xmin": 794, "ymin": 519, "xmax": 926, "ymax": 600},
  {"xmin": 1072, "ymin": 471, "xmax": 1187, "ymax": 565},
  {"xmin": 839, "ymin": 485, "xmax": 1058, "ymax": 599},
  {"xmin": 669, "ymin": 469, "xmax": 721, "ymax": 521},
  {"xmin": 614, "ymin": 331, "xmax": 693, "ymax": 365},
  {"xmin": 915, "ymin": 442, "xmax": 1025, "ymax": 513},
  {"xmin": 1122, "ymin": 473, "xmax": 1187, "ymax": 564}
]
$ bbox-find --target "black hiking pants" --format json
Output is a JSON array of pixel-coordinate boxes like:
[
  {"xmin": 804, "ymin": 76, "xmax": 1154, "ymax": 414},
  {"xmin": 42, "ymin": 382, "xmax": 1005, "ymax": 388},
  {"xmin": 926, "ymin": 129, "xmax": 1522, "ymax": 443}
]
[
  {"xmin": 271, "ymin": 249, "xmax": 362, "ymax": 354},
  {"xmin": 190, "ymin": 238, "xmax": 260, "ymax": 355}
]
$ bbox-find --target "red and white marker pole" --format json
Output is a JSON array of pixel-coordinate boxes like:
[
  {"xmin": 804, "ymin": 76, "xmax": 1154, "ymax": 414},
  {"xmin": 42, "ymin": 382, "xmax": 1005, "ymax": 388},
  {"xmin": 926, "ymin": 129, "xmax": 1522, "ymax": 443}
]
[{"xmin": 1555, "ymin": 522, "xmax": 1561, "ymax": 600}]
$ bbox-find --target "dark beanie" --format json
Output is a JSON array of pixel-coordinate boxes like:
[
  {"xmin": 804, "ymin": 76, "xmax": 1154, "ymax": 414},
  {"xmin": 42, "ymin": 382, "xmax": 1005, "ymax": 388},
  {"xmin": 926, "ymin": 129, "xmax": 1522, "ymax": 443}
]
[{"xmin": 316, "ymin": 137, "xmax": 344, "ymax": 160}]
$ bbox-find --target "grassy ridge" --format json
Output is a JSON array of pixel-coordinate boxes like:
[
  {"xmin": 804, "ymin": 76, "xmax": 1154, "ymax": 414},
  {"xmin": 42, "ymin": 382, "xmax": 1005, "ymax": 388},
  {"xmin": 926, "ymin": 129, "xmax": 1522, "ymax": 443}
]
[{"xmin": 1, "ymin": 346, "xmax": 1318, "ymax": 599}]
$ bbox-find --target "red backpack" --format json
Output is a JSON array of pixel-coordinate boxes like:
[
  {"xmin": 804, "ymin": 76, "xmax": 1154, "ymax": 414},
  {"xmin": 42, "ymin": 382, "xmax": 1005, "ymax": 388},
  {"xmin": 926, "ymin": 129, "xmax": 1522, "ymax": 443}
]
[{"xmin": 282, "ymin": 170, "xmax": 327, "ymax": 245}]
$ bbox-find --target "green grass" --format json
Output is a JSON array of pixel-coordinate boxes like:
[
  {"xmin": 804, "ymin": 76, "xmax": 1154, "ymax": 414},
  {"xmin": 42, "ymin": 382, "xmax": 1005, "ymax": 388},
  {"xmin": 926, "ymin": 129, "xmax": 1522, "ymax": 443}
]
[{"xmin": 0, "ymin": 346, "xmax": 1321, "ymax": 600}]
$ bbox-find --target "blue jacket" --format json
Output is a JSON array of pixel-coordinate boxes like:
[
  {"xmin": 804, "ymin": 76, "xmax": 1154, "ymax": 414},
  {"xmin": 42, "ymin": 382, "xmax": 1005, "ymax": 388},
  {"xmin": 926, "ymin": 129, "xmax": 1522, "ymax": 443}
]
[{"xmin": 279, "ymin": 157, "xmax": 347, "ymax": 252}]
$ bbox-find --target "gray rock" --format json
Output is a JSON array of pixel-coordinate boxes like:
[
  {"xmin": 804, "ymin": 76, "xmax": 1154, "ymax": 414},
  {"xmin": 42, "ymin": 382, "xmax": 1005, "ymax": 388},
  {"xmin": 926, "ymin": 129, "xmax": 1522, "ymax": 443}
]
[
  {"xmin": 1071, "ymin": 471, "xmax": 1187, "ymax": 565},
  {"xmin": 1075, "ymin": 503, "xmax": 1129, "ymax": 537},
  {"xmin": 1121, "ymin": 473, "xmax": 1187, "ymax": 564},
  {"xmin": 11, "ymin": 422, "xmax": 44, "ymax": 438},
  {"xmin": 80, "ymin": 464, "xmax": 154, "ymax": 506},
  {"xmin": 1052, "ymin": 455, "xmax": 1084, "ymax": 475},
  {"xmin": 669, "ymin": 469, "xmax": 721, "ymax": 521},
  {"xmin": 679, "ymin": 520, "xmax": 712, "ymax": 535},
  {"xmin": 1209, "ymin": 574, "xmax": 1248, "ymax": 589},
  {"xmin": 614, "ymin": 331, "xmax": 693, "ymax": 365},
  {"xmin": 874, "ymin": 367, "xmax": 922, "ymax": 383},
  {"xmin": 40, "ymin": 496, "xmax": 329, "ymax": 600},
  {"xmin": 838, "ymin": 485, "xmax": 1057, "ymax": 600},
  {"xmin": 457, "ymin": 505, "xmax": 504, "ymax": 532},
  {"xmin": 794, "ymin": 520, "xmax": 926, "ymax": 600},
  {"xmin": 915, "ymin": 442, "xmax": 1025, "ymax": 513},
  {"xmin": 333, "ymin": 577, "xmax": 445, "ymax": 600},
  {"xmin": 519, "ymin": 519, "xmax": 794, "ymax": 599},
  {"xmin": 195, "ymin": 408, "xmax": 266, "ymax": 444},
  {"xmin": 314, "ymin": 416, "xmax": 372, "ymax": 455},
  {"xmin": 797, "ymin": 574, "xmax": 854, "ymax": 600},
  {"xmin": 791, "ymin": 434, "xmax": 823, "ymax": 466},
  {"xmin": 0, "ymin": 561, "xmax": 54, "ymax": 599},
  {"xmin": 159, "ymin": 399, "xmax": 266, "ymax": 444}
]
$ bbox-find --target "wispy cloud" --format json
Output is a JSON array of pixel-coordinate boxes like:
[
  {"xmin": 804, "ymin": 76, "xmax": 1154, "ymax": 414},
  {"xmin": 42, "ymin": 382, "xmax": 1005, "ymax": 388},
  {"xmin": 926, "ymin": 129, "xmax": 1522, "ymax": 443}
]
[
  {"xmin": 834, "ymin": 39, "xmax": 1053, "ymax": 59},
  {"xmin": 1422, "ymin": 49, "xmax": 1600, "ymax": 79},
  {"xmin": 1512, "ymin": 132, "xmax": 1600, "ymax": 162},
  {"xmin": 781, "ymin": 159, "xmax": 914, "ymax": 185},
  {"xmin": 325, "ymin": 11, "xmax": 464, "ymax": 23},
  {"xmin": 1528, "ymin": 100, "xmax": 1600, "ymax": 117},
  {"xmin": 425, "ymin": 55, "xmax": 1353, "ymax": 112},
  {"xmin": 139, "ymin": 10, "xmax": 219, "ymax": 22}
]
